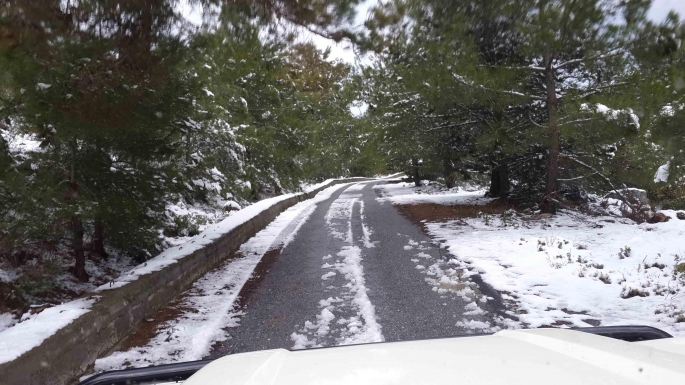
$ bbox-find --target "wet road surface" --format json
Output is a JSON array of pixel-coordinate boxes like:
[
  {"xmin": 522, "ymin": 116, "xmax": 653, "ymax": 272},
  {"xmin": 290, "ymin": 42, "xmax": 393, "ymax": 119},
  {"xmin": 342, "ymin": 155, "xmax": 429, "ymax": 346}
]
[{"xmin": 208, "ymin": 181, "xmax": 504, "ymax": 357}]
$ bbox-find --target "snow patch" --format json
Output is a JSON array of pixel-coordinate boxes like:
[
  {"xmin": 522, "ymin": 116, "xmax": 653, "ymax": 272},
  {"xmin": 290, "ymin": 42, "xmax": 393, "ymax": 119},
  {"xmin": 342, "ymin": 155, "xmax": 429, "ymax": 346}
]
[
  {"xmin": 425, "ymin": 211, "xmax": 685, "ymax": 335},
  {"xmin": 0, "ymin": 298, "xmax": 96, "ymax": 364},
  {"xmin": 90, "ymin": 183, "xmax": 354, "ymax": 372},
  {"xmin": 654, "ymin": 162, "xmax": 670, "ymax": 183}
]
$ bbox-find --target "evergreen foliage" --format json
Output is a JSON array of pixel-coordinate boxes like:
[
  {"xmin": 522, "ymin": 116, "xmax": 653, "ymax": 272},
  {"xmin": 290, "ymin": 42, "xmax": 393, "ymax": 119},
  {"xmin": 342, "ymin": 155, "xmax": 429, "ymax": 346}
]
[
  {"xmin": 0, "ymin": 0, "xmax": 372, "ymax": 283},
  {"xmin": 1, "ymin": 0, "xmax": 685, "ymax": 289}
]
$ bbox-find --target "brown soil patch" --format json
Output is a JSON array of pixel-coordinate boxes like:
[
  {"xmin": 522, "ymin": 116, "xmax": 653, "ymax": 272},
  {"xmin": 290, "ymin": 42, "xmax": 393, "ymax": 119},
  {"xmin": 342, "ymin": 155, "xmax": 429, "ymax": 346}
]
[
  {"xmin": 233, "ymin": 247, "xmax": 282, "ymax": 308},
  {"xmin": 115, "ymin": 293, "xmax": 196, "ymax": 351},
  {"xmin": 396, "ymin": 199, "xmax": 516, "ymax": 228}
]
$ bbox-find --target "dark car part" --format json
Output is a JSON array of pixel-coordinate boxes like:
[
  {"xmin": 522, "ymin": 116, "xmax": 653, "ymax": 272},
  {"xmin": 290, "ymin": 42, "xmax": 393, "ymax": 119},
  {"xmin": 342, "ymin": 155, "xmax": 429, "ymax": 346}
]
[
  {"xmin": 78, "ymin": 359, "xmax": 214, "ymax": 385},
  {"xmin": 78, "ymin": 325, "xmax": 672, "ymax": 385},
  {"xmin": 572, "ymin": 325, "xmax": 673, "ymax": 342}
]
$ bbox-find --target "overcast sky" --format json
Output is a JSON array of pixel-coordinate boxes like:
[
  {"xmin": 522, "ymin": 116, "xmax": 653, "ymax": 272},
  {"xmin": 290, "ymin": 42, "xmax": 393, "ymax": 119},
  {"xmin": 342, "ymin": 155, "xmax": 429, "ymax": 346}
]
[
  {"xmin": 649, "ymin": 0, "xmax": 685, "ymax": 22},
  {"xmin": 318, "ymin": 0, "xmax": 685, "ymax": 65},
  {"xmin": 181, "ymin": 0, "xmax": 685, "ymax": 65}
]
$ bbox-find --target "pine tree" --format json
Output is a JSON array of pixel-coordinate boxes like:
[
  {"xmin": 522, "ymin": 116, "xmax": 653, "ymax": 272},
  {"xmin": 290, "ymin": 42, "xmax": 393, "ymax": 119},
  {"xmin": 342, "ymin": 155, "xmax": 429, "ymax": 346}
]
[{"xmin": 0, "ymin": 0, "xmax": 196, "ymax": 279}]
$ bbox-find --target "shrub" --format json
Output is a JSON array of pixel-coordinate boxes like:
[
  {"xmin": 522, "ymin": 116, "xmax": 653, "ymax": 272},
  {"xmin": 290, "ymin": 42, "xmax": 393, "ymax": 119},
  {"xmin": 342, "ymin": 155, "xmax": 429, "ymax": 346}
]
[
  {"xmin": 649, "ymin": 185, "xmax": 685, "ymax": 210},
  {"xmin": 618, "ymin": 246, "xmax": 632, "ymax": 259},
  {"xmin": 621, "ymin": 287, "xmax": 649, "ymax": 298},
  {"xmin": 164, "ymin": 214, "xmax": 207, "ymax": 238}
]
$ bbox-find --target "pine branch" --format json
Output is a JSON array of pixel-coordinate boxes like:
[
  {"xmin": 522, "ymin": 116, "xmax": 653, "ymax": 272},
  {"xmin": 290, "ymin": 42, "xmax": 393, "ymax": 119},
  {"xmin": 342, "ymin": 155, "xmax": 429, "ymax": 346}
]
[
  {"xmin": 450, "ymin": 72, "xmax": 546, "ymax": 101},
  {"xmin": 477, "ymin": 64, "xmax": 545, "ymax": 72},
  {"xmin": 424, "ymin": 120, "xmax": 477, "ymax": 132},
  {"xmin": 554, "ymin": 48, "xmax": 623, "ymax": 70},
  {"xmin": 560, "ymin": 154, "xmax": 637, "ymax": 212},
  {"xmin": 574, "ymin": 82, "xmax": 628, "ymax": 99},
  {"xmin": 559, "ymin": 118, "xmax": 595, "ymax": 126},
  {"xmin": 558, "ymin": 172, "xmax": 598, "ymax": 182},
  {"xmin": 528, "ymin": 111, "xmax": 546, "ymax": 128}
]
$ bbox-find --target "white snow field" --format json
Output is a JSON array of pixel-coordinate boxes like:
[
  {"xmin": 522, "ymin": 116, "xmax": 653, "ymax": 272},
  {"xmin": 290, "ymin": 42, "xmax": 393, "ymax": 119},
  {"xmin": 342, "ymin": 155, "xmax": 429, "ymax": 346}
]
[
  {"xmin": 0, "ymin": 298, "xmax": 96, "ymax": 364},
  {"xmin": 89, "ymin": 182, "xmax": 356, "ymax": 374},
  {"xmin": 375, "ymin": 181, "xmax": 493, "ymax": 206},
  {"xmin": 375, "ymin": 182, "xmax": 685, "ymax": 336}
]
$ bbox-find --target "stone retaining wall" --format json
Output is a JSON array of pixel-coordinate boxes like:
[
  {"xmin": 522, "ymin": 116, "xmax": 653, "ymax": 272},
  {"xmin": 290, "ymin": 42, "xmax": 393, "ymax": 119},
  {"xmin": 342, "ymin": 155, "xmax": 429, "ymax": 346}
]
[{"xmin": 0, "ymin": 178, "xmax": 369, "ymax": 385}]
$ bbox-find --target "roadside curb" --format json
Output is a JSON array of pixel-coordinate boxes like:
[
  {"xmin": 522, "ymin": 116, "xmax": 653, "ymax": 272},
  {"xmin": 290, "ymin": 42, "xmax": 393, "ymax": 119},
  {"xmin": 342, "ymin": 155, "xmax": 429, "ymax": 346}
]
[{"xmin": 0, "ymin": 178, "xmax": 371, "ymax": 385}]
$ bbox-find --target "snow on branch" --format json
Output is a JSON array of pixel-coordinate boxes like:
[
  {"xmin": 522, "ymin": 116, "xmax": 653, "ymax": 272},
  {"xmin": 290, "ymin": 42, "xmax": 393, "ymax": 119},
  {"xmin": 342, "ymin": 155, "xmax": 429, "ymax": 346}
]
[
  {"xmin": 561, "ymin": 154, "xmax": 637, "ymax": 212},
  {"xmin": 573, "ymin": 82, "xmax": 628, "ymax": 100},
  {"xmin": 451, "ymin": 72, "xmax": 545, "ymax": 101},
  {"xmin": 477, "ymin": 64, "xmax": 545, "ymax": 72},
  {"xmin": 424, "ymin": 120, "xmax": 477, "ymax": 132},
  {"xmin": 554, "ymin": 48, "xmax": 623, "ymax": 70}
]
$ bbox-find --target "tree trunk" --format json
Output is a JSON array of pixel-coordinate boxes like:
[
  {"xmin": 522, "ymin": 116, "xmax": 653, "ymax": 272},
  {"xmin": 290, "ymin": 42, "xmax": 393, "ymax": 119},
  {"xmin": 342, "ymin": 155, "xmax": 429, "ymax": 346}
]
[
  {"xmin": 72, "ymin": 216, "xmax": 89, "ymax": 282},
  {"xmin": 68, "ymin": 139, "xmax": 89, "ymax": 281},
  {"xmin": 443, "ymin": 159, "xmax": 456, "ymax": 188},
  {"xmin": 488, "ymin": 163, "xmax": 510, "ymax": 199},
  {"xmin": 540, "ymin": 53, "xmax": 560, "ymax": 214},
  {"xmin": 412, "ymin": 158, "xmax": 420, "ymax": 187},
  {"xmin": 92, "ymin": 220, "xmax": 107, "ymax": 260}
]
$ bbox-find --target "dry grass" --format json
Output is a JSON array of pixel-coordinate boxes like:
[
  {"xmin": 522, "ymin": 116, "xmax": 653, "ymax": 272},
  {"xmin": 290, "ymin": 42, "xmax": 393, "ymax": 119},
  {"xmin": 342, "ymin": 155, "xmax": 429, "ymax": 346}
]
[{"xmin": 395, "ymin": 199, "xmax": 516, "ymax": 228}]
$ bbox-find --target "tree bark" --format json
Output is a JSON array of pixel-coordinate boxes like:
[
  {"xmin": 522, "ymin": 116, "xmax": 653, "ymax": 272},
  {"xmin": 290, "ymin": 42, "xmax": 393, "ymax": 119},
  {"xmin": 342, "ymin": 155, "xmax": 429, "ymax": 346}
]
[
  {"xmin": 68, "ymin": 139, "xmax": 89, "ymax": 281},
  {"xmin": 488, "ymin": 163, "xmax": 510, "ymax": 199},
  {"xmin": 91, "ymin": 220, "xmax": 107, "ymax": 260},
  {"xmin": 443, "ymin": 159, "xmax": 456, "ymax": 188},
  {"xmin": 412, "ymin": 158, "xmax": 420, "ymax": 187},
  {"xmin": 72, "ymin": 216, "xmax": 89, "ymax": 282},
  {"xmin": 540, "ymin": 53, "xmax": 560, "ymax": 214}
]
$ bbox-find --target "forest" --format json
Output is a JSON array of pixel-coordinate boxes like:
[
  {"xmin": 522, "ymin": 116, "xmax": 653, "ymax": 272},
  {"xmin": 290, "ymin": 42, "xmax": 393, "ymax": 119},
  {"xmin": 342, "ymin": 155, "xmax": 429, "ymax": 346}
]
[{"xmin": 1, "ymin": 0, "xmax": 684, "ymax": 307}]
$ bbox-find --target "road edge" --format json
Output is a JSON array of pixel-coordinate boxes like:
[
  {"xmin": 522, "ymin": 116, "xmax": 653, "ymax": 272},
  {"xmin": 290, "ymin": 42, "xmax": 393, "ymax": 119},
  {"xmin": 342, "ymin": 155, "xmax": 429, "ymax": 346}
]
[{"xmin": 0, "ymin": 178, "xmax": 371, "ymax": 385}]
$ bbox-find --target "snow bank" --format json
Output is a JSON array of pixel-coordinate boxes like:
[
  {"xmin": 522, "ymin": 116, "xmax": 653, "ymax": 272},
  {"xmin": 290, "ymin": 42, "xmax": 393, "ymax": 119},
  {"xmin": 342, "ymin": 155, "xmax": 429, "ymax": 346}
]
[
  {"xmin": 425, "ymin": 210, "xmax": 685, "ymax": 336},
  {"xmin": 302, "ymin": 179, "xmax": 336, "ymax": 193},
  {"xmin": 375, "ymin": 182, "xmax": 492, "ymax": 206},
  {"xmin": 0, "ymin": 298, "xmax": 96, "ymax": 364},
  {"xmin": 90, "ymin": 183, "xmax": 353, "ymax": 372},
  {"xmin": 95, "ymin": 192, "xmax": 304, "ymax": 292},
  {"xmin": 1, "ymin": 180, "xmax": 357, "ymax": 370}
]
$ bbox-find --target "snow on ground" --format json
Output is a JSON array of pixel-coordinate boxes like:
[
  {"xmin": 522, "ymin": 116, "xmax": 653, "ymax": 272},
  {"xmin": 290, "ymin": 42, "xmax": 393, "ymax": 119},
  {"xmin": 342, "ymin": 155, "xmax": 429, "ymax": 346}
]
[
  {"xmin": 0, "ymin": 251, "xmax": 135, "ymax": 335},
  {"xmin": 95, "ymin": 191, "xmax": 305, "ymax": 292},
  {"xmin": 400, "ymin": 237, "xmax": 514, "ymax": 333},
  {"xmin": 0, "ymin": 298, "xmax": 96, "ymax": 364},
  {"xmin": 0, "ymin": 313, "xmax": 17, "ymax": 334},
  {"xmin": 302, "ymin": 179, "xmax": 337, "ymax": 193},
  {"xmin": 89, "ymin": 182, "xmax": 355, "ymax": 373},
  {"xmin": 374, "ymin": 181, "xmax": 493, "ymax": 206},
  {"xmin": 423, "ymin": 210, "xmax": 685, "ymax": 336},
  {"xmin": 291, "ymin": 184, "xmax": 384, "ymax": 348},
  {"xmin": 374, "ymin": 183, "xmax": 685, "ymax": 335}
]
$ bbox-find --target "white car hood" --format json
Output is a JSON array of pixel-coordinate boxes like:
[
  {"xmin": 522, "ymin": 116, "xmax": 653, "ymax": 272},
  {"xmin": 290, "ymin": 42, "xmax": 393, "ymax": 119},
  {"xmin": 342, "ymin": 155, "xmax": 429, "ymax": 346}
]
[{"xmin": 185, "ymin": 328, "xmax": 685, "ymax": 385}]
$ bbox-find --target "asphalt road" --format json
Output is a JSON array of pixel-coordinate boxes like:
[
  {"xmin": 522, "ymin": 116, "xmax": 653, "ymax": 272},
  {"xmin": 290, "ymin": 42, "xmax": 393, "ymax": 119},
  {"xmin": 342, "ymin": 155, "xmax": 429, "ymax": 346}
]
[{"xmin": 208, "ymin": 181, "xmax": 504, "ymax": 358}]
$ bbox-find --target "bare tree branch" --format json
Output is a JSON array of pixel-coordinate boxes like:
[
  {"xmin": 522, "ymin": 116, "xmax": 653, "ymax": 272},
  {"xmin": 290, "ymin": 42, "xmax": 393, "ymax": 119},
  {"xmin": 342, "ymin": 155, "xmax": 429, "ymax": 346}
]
[
  {"xmin": 528, "ymin": 111, "xmax": 546, "ymax": 128},
  {"xmin": 558, "ymin": 172, "xmax": 598, "ymax": 182},
  {"xmin": 561, "ymin": 154, "xmax": 637, "ymax": 212},
  {"xmin": 572, "ymin": 82, "xmax": 628, "ymax": 99},
  {"xmin": 478, "ymin": 64, "xmax": 545, "ymax": 72},
  {"xmin": 559, "ymin": 118, "xmax": 595, "ymax": 127},
  {"xmin": 554, "ymin": 48, "xmax": 623, "ymax": 70},
  {"xmin": 451, "ymin": 72, "xmax": 546, "ymax": 101}
]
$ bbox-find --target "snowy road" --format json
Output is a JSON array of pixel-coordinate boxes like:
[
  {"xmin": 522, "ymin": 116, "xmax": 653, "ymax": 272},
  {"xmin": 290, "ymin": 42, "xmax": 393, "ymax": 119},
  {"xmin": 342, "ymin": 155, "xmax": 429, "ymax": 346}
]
[
  {"xmin": 91, "ymin": 180, "xmax": 685, "ymax": 375},
  {"xmin": 92, "ymin": 181, "xmax": 506, "ymax": 374},
  {"xmin": 207, "ymin": 181, "xmax": 503, "ymax": 357}
]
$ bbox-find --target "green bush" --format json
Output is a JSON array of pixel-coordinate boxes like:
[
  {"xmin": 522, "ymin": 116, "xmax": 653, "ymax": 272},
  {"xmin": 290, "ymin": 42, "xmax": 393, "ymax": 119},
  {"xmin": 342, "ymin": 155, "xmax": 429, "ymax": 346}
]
[
  {"xmin": 164, "ymin": 214, "xmax": 208, "ymax": 238},
  {"xmin": 15, "ymin": 261, "xmax": 62, "ymax": 300},
  {"xmin": 649, "ymin": 185, "xmax": 685, "ymax": 210}
]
